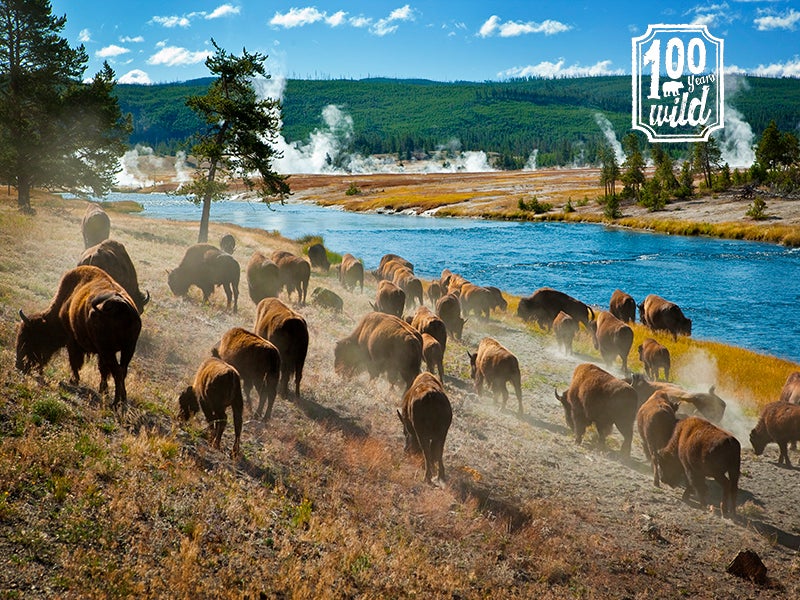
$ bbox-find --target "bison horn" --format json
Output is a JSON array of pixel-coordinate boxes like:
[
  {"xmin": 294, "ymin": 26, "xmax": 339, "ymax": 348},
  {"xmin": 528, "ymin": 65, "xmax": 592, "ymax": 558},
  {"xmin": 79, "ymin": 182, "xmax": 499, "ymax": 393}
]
[
  {"xmin": 143, "ymin": 290, "xmax": 151, "ymax": 306},
  {"xmin": 18, "ymin": 309, "xmax": 30, "ymax": 324},
  {"xmin": 554, "ymin": 388, "xmax": 565, "ymax": 403},
  {"xmin": 588, "ymin": 306, "xmax": 595, "ymax": 321}
]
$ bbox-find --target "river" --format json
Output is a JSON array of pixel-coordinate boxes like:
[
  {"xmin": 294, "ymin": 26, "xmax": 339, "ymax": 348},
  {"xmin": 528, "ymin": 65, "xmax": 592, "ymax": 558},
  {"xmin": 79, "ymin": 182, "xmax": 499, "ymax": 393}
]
[{"xmin": 97, "ymin": 192, "xmax": 800, "ymax": 363}]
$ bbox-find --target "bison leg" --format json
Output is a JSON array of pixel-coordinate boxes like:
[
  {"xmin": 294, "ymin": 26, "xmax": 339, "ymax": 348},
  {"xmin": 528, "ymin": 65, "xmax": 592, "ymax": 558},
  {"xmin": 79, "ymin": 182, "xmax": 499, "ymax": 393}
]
[
  {"xmin": 231, "ymin": 403, "xmax": 242, "ymax": 459},
  {"xmin": 778, "ymin": 442, "xmax": 792, "ymax": 467},
  {"xmin": 294, "ymin": 365, "xmax": 303, "ymax": 398},
  {"xmin": 65, "ymin": 341, "xmax": 86, "ymax": 385},
  {"xmin": 686, "ymin": 470, "xmax": 708, "ymax": 508},
  {"xmin": 431, "ymin": 436, "xmax": 447, "ymax": 483},
  {"xmin": 222, "ymin": 283, "xmax": 233, "ymax": 310},
  {"xmin": 512, "ymin": 374, "xmax": 523, "ymax": 415}
]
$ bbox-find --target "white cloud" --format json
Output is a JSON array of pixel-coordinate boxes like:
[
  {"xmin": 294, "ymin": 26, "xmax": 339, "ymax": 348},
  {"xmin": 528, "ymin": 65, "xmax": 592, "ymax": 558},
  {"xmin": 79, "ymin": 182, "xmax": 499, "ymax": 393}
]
[
  {"xmin": 147, "ymin": 46, "xmax": 212, "ymax": 66},
  {"xmin": 478, "ymin": 15, "xmax": 570, "ymax": 38},
  {"xmin": 269, "ymin": 5, "xmax": 413, "ymax": 34},
  {"xmin": 327, "ymin": 11, "xmax": 347, "ymax": 26},
  {"xmin": 755, "ymin": 8, "xmax": 800, "ymax": 30},
  {"xmin": 270, "ymin": 7, "xmax": 326, "ymax": 28},
  {"xmin": 349, "ymin": 16, "xmax": 372, "ymax": 28},
  {"xmin": 78, "ymin": 28, "xmax": 91, "ymax": 42},
  {"xmin": 206, "ymin": 4, "xmax": 240, "ymax": 19},
  {"xmin": 371, "ymin": 4, "xmax": 415, "ymax": 36},
  {"xmin": 118, "ymin": 69, "xmax": 152, "ymax": 84},
  {"xmin": 746, "ymin": 58, "xmax": 800, "ymax": 77},
  {"xmin": 120, "ymin": 35, "xmax": 145, "ymax": 43},
  {"xmin": 499, "ymin": 59, "xmax": 624, "ymax": 79},
  {"xmin": 97, "ymin": 45, "xmax": 130, "ymax": 58},
  {"xmin": 151, "ymin": 15, "xmax": 191, "ymax": 28}
]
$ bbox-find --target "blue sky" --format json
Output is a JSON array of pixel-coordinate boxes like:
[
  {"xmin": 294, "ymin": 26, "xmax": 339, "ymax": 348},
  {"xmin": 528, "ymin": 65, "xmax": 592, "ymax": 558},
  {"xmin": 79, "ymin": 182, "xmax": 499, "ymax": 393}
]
[{"xmin": 51, "ymin": 1, "xmax": 800, "ymax": 84}]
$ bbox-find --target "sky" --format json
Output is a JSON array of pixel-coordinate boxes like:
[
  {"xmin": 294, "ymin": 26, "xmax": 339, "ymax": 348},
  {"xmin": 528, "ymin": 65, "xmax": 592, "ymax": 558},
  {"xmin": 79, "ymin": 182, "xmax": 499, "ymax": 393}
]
[{"xmin": 50, "ymin": 1, "xmax": 800, "ymax": 84}]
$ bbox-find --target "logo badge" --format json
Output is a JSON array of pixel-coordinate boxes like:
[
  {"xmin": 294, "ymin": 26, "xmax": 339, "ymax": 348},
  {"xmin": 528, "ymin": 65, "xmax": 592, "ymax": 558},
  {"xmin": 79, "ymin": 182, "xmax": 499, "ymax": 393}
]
[{"xmin": 632, "ymin": 24, "xmax": 724, "ymax": 143}]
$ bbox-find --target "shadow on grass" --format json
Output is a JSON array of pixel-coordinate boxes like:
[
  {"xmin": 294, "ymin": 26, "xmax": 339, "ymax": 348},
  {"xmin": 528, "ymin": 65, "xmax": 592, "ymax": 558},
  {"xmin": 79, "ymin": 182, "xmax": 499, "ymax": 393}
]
[
  {"xmin": 450, "ymin": 471, "xmax": 531, "ymax": 533},
  {"xmin": 293, "ymin": 390, "xmax": 369, "ymax": 439}
]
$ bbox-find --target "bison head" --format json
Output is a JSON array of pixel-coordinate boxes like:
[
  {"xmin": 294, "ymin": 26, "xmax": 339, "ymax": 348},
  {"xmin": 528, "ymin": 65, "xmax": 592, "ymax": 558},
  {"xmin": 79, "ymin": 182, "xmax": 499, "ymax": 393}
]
[
  {"xmin": 467, "ymin": 351, "xmax": 478, "ymax": 380},
  {"xmin": 177, "ymin": 385, "xmax": 200, "ymax": 421},
  {"xmin": 15, "ymin": 311, "xmax": 65, "ymax": 375},
  {"xmin": 749, "ymin": 427, "xmax": 769, "ymax": 456},
  {"xmin": 655, "ymin": 449, "xmax": 685, "ymax": 488},
  {"xmin": 167, "ymin": 269, "xmax": 190, "ymax": 297},
  {"xmin": 554, "ymin": 388, "xmax": 574, "ymax": 431}
]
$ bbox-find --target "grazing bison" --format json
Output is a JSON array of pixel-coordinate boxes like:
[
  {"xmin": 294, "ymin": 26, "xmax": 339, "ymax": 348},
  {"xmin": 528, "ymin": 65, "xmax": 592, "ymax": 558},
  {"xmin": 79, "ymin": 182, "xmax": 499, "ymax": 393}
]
[
  {"xmin": 168, "ymin": 244, "xmax": 240, "ymax": 311},
  {"xmin": 307, "ymin": 242, "xmax": 330, "ymax": 272},
  {"xmin": 609, "ymin": 289, "xmax": 636, "ymax": 323},
  {"xmin": 254, "ymin": 298, "xmax": 308, "ymax": 398},
  {"xmin": 271, "ymin": 250, "xmax": 311, "ymax": 304},
  {"xmin": 517, "ymin": 287, "xmax": 594, "ymax": 331},
  {"xmin": 78, "ymin": 239, "xmax": 149, "ymax": 314},
  {"xmin": 178, "ymin": 357, "xmax": 243, "ymax": 458},
  {"xmin": 657, "ymin": 416, "xmax": 740, "ymax": 518},
  {"xmin": 81, "ymin": 203, "xmax": 110, "ymax": 249},
  {"xmin": 372, "ymin": 280, "xmax": 406, "ymax": 318},
  {"xmin": 421, "ymin": 333, "xmax": 445, "ymax": 382},
  {"xmin": 468, "ymin": 337, "xmax": 523, "ymax": 414},
  {"xmin": 587, "ymin": 310, "xmax": 634, "ymax": 373},
  {"xmin": 310, "ymin": 287, "xmax": 343, "ymax": 313},
  {"xmin": 485, "ymin": 286, "xmax": 508, "ymax": 313},
  {"xmin": 338, "ymin": 253, "xmax": 364, "ymax": 292},
  {"xmin": 749, "ymin": 401, "xmax": 800, "ymax": 467},
  {"xmin": 554, "ymin": 363, "xmax": 638, "ymax": 458},
  {"xmin": 553, "ymin": 311, "xmax": 578, "ymax": 355},
  {"xmin": 334, "ymin": 311, "xmax": 422, "ymax": 391},
  {"xmin": 426, "ymin": 281, "xmax": 444, "ymax": 306},
  {"xmin": 212, "ymin": 327, "xmax": 280, "ymax": 420},
  {"xmin": 638, "ymin": 294, "xmax": 692, "ymax": 339},
  {"xmin": 246, "ymin": 251, "xmax": 281, "ymax": 305},
  {"xmin": 16, "ymin": 265, "xmax": 141, "ymax": 410},
  {"xmin": 219, "ymin": 233, "xmax": 236, "ymax": 254},
  {"xmin": 435, "ymin": 293, "xmax": 466, "ymax": 340},
  {"xmin": 460, "ymin": 283, "xmax": 495, "ymax": 319},
  {"xmin": 636, "ymin": 391, "xmax": 680, "ymax": 486},
  {"xmin": 397, "ymin": 372, "xmax": 452, "ymax": 483},
  {"xmin": 638, "ymin": 338, "xmax": 671, "ymax": 381},
  {"xmin": 626, "ymin": 374, "xmax": 726, "ymax": 424}
]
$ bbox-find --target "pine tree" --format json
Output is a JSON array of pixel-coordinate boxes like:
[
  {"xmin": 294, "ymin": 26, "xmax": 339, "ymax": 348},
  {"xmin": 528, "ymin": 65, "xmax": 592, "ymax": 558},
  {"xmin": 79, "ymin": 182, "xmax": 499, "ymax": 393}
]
[
  {"xmin": 620, "ymin": 133, "xmax": 645, "ymax": 201},
  {"xmin": 692, "ymin": 136, "xmax": 722, "ymax": 189}
]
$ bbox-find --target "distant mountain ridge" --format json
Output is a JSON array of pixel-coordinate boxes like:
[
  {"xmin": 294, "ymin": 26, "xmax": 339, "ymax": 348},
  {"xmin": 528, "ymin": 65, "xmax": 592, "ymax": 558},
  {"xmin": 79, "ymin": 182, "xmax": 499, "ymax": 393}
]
[{"xmin": 113, "ymin": 75, "xmax": 800, "ymax": 169}]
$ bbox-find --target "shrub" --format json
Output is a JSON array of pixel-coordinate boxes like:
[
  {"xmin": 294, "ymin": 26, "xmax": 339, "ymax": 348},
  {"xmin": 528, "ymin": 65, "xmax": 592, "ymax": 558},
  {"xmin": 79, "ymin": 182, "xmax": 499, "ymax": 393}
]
[
  {"xmin": 746, "ymin": 197, "xmax": 768, "ymax": 220},
  {"xmin": 345, "ymin": 182, "xmax": 361, "ymax": 196},
  {"xmin": 602, "ymin": 194, "xmax": 621, "ymax": 219},
  {"xmin": 563, "ymin": 199, "xmax": 575, "ymax": 213},
  {"xmin": 517, "ymin": 196, "xmax": 552, "ymax": 214}
]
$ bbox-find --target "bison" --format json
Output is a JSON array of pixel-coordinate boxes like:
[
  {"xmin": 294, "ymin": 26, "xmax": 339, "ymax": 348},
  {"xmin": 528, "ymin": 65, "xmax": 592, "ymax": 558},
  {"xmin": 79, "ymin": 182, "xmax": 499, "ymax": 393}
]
[
  {"xmin": 178, "ymin": 356, "xmax": 243, "ymax": 458},
  {"xmin": 78, "ymin": 239, "xmax": 149, "ymax": 314},
  {"xmin": 246, "ymin": 251, "xmax": 281, "ymax": 305},
  {"xmin": 426, "ymin": 281, "xmax": 444, "ymax": 306},
  {"xmin": 517, "ymin": 287, "xmax": 594, "ymax": 331},
  {"xmin": 485, "ymin": 286, "xmax": 508, "ymax": 313},
  {"xmin": 609, "ymin": 289, "xmax": 636, "ymax": 323},
  {"xmin": 626, "ymin": 374, "xmax": 726, "ymax": 424},
  {"xmin": 657, "ymin": 416, "xmax": 740, "ymax": 518},
  {"xmin": 338, "ymin": 253, "xmax": 364, "ymax": 292},
  {"xmin": 408, "ymin": 305, "xmax": 447, "ymax": 355},
  {"xmin": 372, "ymin": 280, "xmax": 406, "ymax": 318},
  {"xmin": 16, "ymin": 265, "xmax": 141, "ymax": 410},
  {"xmin": 749, "ymin": 401, "xmax": 800, "ymax": 467},
  {"xmin": 554, "ymin": 363, "xmax": 638, "ymax": 458},
  {"xmin": 468, "ymin": 337, "xmax": 523, "ymax": 414},
  {"xmin": 81, "ymin": 203, "xmax": 110, "ymax": 249},
  {"xmin": 219, "ymin": 233, "xmax": 236, "ymax": 254},
  {"xmin": 636, "ymin": 390, "xmax": 680, "ymax": 486},
  {"xmin": 334, "ymin": 311, "xmax": 422, "ymax": 391},
  {"xmin": 638, "ymin": 338, "xmax": 671, "ymax": 381},
  {"xmin": 587, "ymin": 310, "xmax": 634, "ymax": 373},
  {"xmin": 435, "ymin": 293, "xmax": 466, "ymax": 340},
  {"xmin": 392, "ymin": 266, "xmax": 423, "ymax": 308},
  {"xmin": 397, "ymin": 372, "xmax": 452, "ymax": 483},
  {"xmin": 253, "ymin": 298, "xmax": 308, "ymax": 398},
  {"xmin": 421, "ymin": 333, "xmax": 445, "ymax": 382},
  {"xmin": 460, "ymin": 283, "xmax": 495, "ymax": 319},
  {"xmin": 779, "ymin": 371, "xmax": 800, "ymax": 404},
  {"xmin": 271, "ymin": 250, "xmax": 311, "ymax": 304},
  {"xmin": 168, "ymin": 244, "xmax": 240, "ymax": 311},
  {"xmin": 310, "ymin": 287, "xmax": 343, "ymax": 313},
  {"xmin": 307, "ymin": 242, "xmax": 330, "ymax": 272},
  {"xmin": 553, "ymin": 311, "xmax": 578, "ymax": 355},
  {"xmin": 378, "ymin": 253, "xmax": 413, "ymax": 278},
  {"xmin": 212, "ymin": 327, "xmax": 281, "ymax": 421},
  {"xmin": 638, "ymin": 294, "xmax": 692, "ymax": 339}
]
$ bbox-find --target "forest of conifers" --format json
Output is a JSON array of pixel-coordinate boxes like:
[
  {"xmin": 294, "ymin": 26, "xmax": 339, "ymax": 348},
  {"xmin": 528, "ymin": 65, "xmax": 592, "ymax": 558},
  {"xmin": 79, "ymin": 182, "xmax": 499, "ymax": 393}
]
[{"xmin": 114, "ymin": 75, "xmax": 800, "ymax": 169}]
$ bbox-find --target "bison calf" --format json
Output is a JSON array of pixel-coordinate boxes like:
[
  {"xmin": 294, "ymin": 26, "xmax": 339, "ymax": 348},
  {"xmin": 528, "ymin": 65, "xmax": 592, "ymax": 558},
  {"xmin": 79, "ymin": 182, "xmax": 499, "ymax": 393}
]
[
  {"xmin": 468, "ymin": 337, "xmax": 523, "ymax": 414},
  {"xmin": 553, "ymin": 311, "xmax": 578, "ymax": 355},
  {"xmin": 397, "ymin": 372, "xmax": 453, "ymax": 483},
  {"xmin": 750, "ymin": 401, "xmax": 800, "ymax": 467},
  {"xmin": 638, "ymin": 338, "xmax": 671, "ymax": 381},
  {"xmin": 178, "ymin": 357, "xmax": 244, "ymax": 458},
  {"xmin": 636, "ymin": 390, "xmax": 679, "ymax": 486},
  {"xmin": 587, "ymin": 310, "xmax": 634, "ymax": 374}
]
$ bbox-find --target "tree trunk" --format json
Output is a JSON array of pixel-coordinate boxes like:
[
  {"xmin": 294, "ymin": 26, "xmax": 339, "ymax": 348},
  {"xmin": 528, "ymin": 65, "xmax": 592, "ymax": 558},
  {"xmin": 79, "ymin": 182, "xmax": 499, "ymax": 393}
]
[
  {"xmin": 17, "ymin": 174, "xmax": 32, "ymax": 214},
  {"xmin": 198, "ymin": 194, "xmax": 211, "ymax": 243}
]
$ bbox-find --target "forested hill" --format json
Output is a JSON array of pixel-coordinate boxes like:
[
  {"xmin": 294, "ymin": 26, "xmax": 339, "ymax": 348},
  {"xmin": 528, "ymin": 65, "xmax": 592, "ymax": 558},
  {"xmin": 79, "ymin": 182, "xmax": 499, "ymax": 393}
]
[{"xmin": 114, "ymin": 75, "xmax": 800, "ymax": 168}]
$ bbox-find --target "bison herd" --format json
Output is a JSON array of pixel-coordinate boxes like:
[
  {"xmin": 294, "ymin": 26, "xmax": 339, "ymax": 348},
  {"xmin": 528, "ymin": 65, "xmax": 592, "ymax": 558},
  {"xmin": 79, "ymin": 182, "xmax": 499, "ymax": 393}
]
[{"xmin": 14, "ymin": 202, "xmax": 800, "ymax": 503}]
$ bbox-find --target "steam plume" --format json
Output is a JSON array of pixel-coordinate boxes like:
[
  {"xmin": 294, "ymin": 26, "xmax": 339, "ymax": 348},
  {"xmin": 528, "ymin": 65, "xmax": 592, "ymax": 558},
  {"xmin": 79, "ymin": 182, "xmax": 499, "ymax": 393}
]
[{"xmin": 593, "ymin": 112, "xmax": 625, "ymax": 165}]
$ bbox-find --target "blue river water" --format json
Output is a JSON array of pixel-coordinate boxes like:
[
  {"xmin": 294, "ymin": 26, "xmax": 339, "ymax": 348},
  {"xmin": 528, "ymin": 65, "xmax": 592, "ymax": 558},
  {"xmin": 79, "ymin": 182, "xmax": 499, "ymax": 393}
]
[{"xmin": 99, "ymin": 192, "xmax": 800, "ymax": 363}]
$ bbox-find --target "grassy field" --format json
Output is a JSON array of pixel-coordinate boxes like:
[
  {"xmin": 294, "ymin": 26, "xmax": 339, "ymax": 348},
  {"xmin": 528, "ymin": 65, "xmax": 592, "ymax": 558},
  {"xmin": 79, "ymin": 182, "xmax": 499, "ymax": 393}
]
[{"xmin": 1, "ymin": 190, "xmax": 798, "ymax": 598}]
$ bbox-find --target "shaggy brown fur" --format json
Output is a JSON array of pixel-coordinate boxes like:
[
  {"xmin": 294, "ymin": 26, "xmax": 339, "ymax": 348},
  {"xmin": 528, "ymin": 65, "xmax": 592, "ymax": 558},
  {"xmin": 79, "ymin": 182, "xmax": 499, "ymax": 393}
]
[
  {"xmin": 468, "ymin": 337, "xmax": 523, "ymax": 414},
  {"xmin": 636, "ymin": 391, "xmax": 679, "ymax": 486},
  {"xmin": 587, "ymin": 310, "xmax": 634, "ymax": 373},
  {"xmin": 246, "ymin": 251, "xmax": 280, "ymax": 305},
  {"xmin": 638, "ymin": 294, "xmax": 692, "ymax": 339},
  {"xmin": 609, "ymin": 289, "xmax": 636, "ymax": 323},
  {"xmin": 638, "ymin": 338, "xmax": 671, "ymax": 381},
  {"xmin": 254, "ymin": 298, "xmax": 308, "ymax": 398},
  {"xmin": 271, "ymin": 250, "xmax": 311, "ymax": 304},
  {"xmin": 750, "ymin": 401, "xmax": 800, "ymax": 467},
  {"xmin": 78, "ymin": 239, "xmax": 149, "ymax": 314}
]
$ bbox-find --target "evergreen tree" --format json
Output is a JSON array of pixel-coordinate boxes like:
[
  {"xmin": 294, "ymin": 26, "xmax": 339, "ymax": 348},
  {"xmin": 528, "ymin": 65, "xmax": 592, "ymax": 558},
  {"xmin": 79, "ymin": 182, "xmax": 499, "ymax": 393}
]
[
  {"xmin": 178, "ymin": 40, "xmax": 289, "ymax": 243},
  {"xmin": 620, "ymin": 133, "xmax": 645, "ymax": 201},
  {"xmin": 0, "ymin": 0, "xmax": 129, "ymax": 212},
  {"xmin": 755, "ymin": 120, "xmax": 783, "ymax": 172},
  {"xmin": 692, "ymin": 136, "xmax": 722, "ymax": 188},
  {"xmin": 598, "ymin": 144, "xmax": 619, "ymax": 199}
]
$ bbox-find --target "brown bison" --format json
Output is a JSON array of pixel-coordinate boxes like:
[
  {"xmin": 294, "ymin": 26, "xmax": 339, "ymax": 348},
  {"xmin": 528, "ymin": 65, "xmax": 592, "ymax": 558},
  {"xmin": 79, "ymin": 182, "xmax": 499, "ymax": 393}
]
[
  {"xmin": 468, "ymin": 337, "xmax": 523, "ymax": 414},
  {"xmin": 81, "ymin": 203, "xmax": 110, "ymax": 249},
  {"xmin": 435, "ymin": 293, "xmax": 466, "ymax": 340},
  {"xmin": 168, "ymin": 244, "xmax": 240, "ymax": 311},
  {"xmin": 638, "ymin": 338, "xmax": 671, "ymax": 381},
  {"xmin": 310, "ymin": 287, "xmax": 343, "ymax": 313},
  {"xmin": 587, "ymin": 310, "xmax": 634, "ymax": 373},
  {"xmin": 16, "ymin": 265, "xmax": 141, "ymax": 410},
  {"xmin": 338, "ymin": 253, "xmax": 364, "ymax": 292},
  {"xmin": 397, "ymin": 372, "xmax": 452, "ymax": 483},
  {"xmin": 219, "ymin": 233, "xmax": 236, "ymax": 254},
  {"xmin": 626, "ymin": 374, "xmax": 726, "ymax": 424},
  {"xmin": 78, "ymin": 239, "xmax": 149, "ymax": 314},
  {"xmin": 307, "ymin": 242, "xmax": 330, "ymax": 271},
  {"xmin": 657, "ymin": 416, "xmax": 740, "ymax": 518},
  {"xmin": 517, "ymin": 287, "xmax": 594, "ymax": 331},
  {"xmin": 553, "ymin": 311, "xmax": 578, "ymax": 355},
  {"xmin": 779, "ymin": 371, "xmax": 800, "ymax": 404},
  {"xmin": 749, "ymin": 401, "xmax": 800, "ymax": 467},
  {"xmin": 212, "ymin": 327, "xmax": 281, "ymax": 420},
  {"xmin": 254, "ymin": 298, "xmax": 309, "ymax": 398},
  {"xmin": 638, "ymin": 294, "xmax": 692, "ymax": 339},
  {"xmin": 636, "ymin": 391, "xmax": 680, "ymax": 486},
  {"xmin": 271, "ymin": 250, "xmax": 311, "ymax": 304},
  {"xmin": 408, "ymin": 306, "xmax": 447, "ymax": 354},
  {"xmin": 334, "ymin": 312, "xmax": 422, "ymax": 391},
  {"xmin": 460, "ymin": 283, "xmax": 495, "ymax": 319},
  {"xmin": 554, "ymin": 363, "xmax": 638, "ymax": 458},
  {"xmin": 392, "ymin": 266, "xmax": 424, "ymax": 308},
  {"xmin": 372, "ymin": 280, "xmax": 406, "ymax": 318},
  {"xmin": 426, "ymin": 281, "xmax": 444, "ymax": 306},
  {"xmin": 246, "ymin": 251, "xmax": 281, "ymax": 305},
  {"xmin": 609, "ymin": 289, "xmax": 636, "ymax": 323},
  {"xmin": 178, "ymin": 357, "xmax": 243, "ymax": 458},
  {"xmin": 485, "ymin": 286, "xmax": 508, "ymax": 313},
  {"xmin": 379, "ymin": 253, "xmax": 413, "ymax": 275},
  {"xmin": 421, "ymin": 333, "xmax": 445, "ymax": 382}
]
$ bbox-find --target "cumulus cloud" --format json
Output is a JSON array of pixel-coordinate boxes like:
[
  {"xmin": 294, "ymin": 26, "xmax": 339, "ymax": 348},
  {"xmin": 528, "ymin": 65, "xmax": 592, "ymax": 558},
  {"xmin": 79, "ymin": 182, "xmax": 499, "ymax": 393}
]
[
  {"xmin": 118, "ymin": 69, "xmax": 152, "ymax": 84},
  {"xmin": 371, "ymin": 4, "xmax": 415, "ymax": 36},
  {"xmin": 78, "ymin": 28, "xmax": 91, "ymax": 42},
  {"xmin": 97, "ymin": 44, "xmax": 130, "ymax": 58},
  {"xmin": 151, "ymin": 15, "xmax": 191, "ymax": 28},
  {"xmin": 206, "ymin": 4, "xmax": 240, "ymax": 19},
  {"xmin": 754, "ymin": 8, "xmax": 800, "ymax": 31},
  {"xmin": 740, "ymin": 58, "xmax": 800, "ymax": 77},
  {"xmin": 269, "ymin": 5, "xmax": 413, "ymax": 34},
  {"xmin": 147, "ymin": 46, "xmax": 212, "ymax": 66},
  {"xmin": 270, "ymin": 7, "xmax": 326, "ymax": 28},
  {"xmin": 120, "ymin": 35, "xmax": 144, "ymax": 43},
  {"xmin": 327, "ymin": 11, "xmax": 347, "ymax": 26},
  {"xmin": 499, "ymin": 59, "xmax": 624, "ymax": 79},
  {"xmin": 478, "ymin": 15, "xmax": 570, "ymax": 38},
  {"xmin": 685, "ymin": 2, "xmax": 735, "ymax": 28}
]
